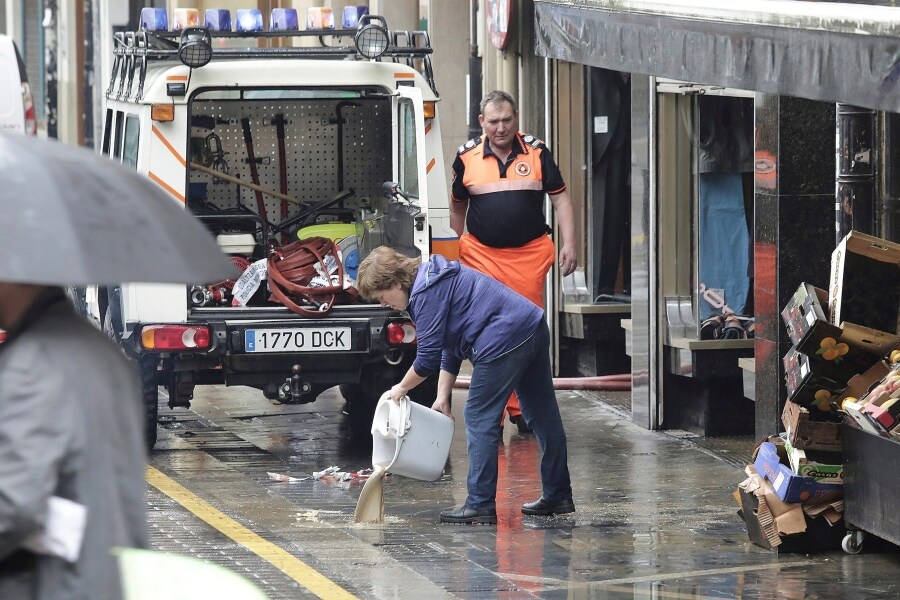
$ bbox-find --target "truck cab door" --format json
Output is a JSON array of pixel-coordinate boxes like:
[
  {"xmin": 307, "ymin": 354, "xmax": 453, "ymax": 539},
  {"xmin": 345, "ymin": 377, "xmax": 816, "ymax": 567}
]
[{"xmin": 393, "ymin": 86, "xmax": 430, "ymax": 256}]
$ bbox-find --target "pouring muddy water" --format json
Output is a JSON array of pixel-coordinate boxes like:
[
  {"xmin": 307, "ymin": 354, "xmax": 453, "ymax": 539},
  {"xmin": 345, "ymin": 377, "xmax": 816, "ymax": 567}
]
[{"xmin": 354, "ymin": 392, "xmax": 455, "ymax": 523}]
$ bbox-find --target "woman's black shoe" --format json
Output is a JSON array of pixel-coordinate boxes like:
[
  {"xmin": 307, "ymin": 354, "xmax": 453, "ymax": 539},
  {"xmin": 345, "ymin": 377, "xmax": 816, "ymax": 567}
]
[
  {"xmin": 439, "ymin": 505, "xmax": 497, "ymax": 525},
  {"xmin": 521, "ymin": 497, "xmax": 575, "ymax": 516}
]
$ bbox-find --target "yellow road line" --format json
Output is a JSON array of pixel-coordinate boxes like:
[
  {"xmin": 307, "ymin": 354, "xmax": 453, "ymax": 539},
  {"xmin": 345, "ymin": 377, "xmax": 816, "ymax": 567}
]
[{"xmin": 146, "ymin": 467, "xmax": 357, "ymax": 600}]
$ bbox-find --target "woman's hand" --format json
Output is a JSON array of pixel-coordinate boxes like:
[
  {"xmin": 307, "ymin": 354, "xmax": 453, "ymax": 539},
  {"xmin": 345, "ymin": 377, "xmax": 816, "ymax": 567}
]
[
  {"xmin": 431, "ymin": 397, "xmax": 452, "ymax": 418},
  {"xmin": 389, "ymin": 384, "xmax": 408, "ymax": 403}
]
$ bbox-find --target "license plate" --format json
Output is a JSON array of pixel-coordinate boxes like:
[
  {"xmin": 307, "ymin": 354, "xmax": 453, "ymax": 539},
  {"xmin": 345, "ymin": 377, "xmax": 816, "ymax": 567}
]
[{"xmin": 244, "ymin": 328, "xmax": 351, "ymax": 353}]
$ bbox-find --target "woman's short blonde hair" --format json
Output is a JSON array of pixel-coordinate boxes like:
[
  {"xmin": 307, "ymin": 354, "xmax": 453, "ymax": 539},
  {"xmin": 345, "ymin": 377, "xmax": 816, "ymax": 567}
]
[{"xmin": 356, "ymin": 246, "xmax": 421, "ymax": 299}]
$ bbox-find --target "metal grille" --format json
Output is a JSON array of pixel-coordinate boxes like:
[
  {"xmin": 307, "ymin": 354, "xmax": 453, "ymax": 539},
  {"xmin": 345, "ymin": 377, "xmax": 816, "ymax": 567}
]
[{"xmin": 189, "ymin": 96, "xmax": 391, "ymax": 226}]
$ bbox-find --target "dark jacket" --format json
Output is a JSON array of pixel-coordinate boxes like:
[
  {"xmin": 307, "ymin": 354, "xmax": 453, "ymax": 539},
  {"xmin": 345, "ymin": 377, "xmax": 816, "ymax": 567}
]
[{"xmin": 407, "ymin": 254, "xmax": 544, "ymax": 376}]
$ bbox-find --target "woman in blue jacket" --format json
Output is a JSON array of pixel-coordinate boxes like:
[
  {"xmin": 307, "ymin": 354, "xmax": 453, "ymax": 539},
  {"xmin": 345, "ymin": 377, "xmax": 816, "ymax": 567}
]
[{"xmin": 356, "ymin": 246, "xmax": 573, "ymax": 524}]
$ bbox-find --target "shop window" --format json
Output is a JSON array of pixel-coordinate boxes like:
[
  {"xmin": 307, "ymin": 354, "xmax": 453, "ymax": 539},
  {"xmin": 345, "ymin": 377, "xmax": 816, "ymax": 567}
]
[
  {"xmin": 696, "ymin": 95, "xmax": 754, "ymax": 322},
  {"xmin": 586, "ymin": 67, "xmax": 631, "ymax": 304},
  {"xmin": 882, "ymin": 112, "xmax": 900, "ymax": 242},
  {"xmin": 656, "ymin": 83, "xmax": 755, "ymax": 338}
]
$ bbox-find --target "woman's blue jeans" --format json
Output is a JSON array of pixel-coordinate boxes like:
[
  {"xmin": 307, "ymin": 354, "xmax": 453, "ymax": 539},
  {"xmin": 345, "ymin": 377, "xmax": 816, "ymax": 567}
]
[{"xmin": 464, "ymin": 321, "xmax": 572, "ymax": 510}]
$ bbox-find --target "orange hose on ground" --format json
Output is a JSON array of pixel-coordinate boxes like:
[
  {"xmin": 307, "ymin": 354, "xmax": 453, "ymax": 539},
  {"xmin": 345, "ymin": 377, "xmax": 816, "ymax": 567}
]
[{"xmin": 453, "ymin": 375, "xmax": 632, "ymax": 391}]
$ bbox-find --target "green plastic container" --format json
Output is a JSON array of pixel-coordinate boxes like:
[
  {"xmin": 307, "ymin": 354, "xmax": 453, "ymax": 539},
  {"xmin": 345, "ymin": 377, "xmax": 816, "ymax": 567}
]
[{"xmin": 297, "ymin": 222, "xmax": 357, "ymax": 241}]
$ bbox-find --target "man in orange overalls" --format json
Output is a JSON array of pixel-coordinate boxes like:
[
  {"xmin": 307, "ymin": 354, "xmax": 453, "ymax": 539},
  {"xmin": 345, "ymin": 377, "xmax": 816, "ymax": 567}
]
[{"xmin": 450, "ymin": 90, "xmax": 577, "ymax": 433}]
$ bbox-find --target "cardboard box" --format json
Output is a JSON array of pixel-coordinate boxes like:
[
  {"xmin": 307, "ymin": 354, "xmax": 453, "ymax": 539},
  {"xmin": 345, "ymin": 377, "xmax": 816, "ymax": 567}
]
[
  {"xmin": 782, "ymin": 400, "xmax": 843, "ymax": 452},
  {"xmin": 783, "ymin": 347, "xmax": 862, "ymax": 407},
  {"xmin": 852, "ymin": 364, "xmax": 900, "ymax": 430},
  {"xmin": 829, "ymin": 231, "xmax": 900, "ymax": 336},
  {"xmin": 836, "ymin": 360, "xmax": 892, "ymax": 405},
  {"xmin": 781, "ymin": 283, "xmax": 900, "ymax": 357},
  {"xmin": 783, "ymin": 437, "xmax": 843, "ymax": 483},
  {"xmin": 753, "ymin": 441, "xmax": 843, "ymax": 503},
  {"xmin": 843, "ymin": 400, "xmax": 892, "ymax": 437},
  {"xmin": 736, "ymin": 466, "xmax": 845, "ymax": 552}
]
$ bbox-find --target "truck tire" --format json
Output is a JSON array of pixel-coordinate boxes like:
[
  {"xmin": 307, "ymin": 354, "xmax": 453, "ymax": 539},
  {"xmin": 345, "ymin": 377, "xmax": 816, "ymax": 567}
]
[
  {"xmin": 103, "ymin": 308, "xmax": 158, "ymax": 449},
  {"xmin": 138, "ymin": 355, "xmax": 160, "ymax": 450}
]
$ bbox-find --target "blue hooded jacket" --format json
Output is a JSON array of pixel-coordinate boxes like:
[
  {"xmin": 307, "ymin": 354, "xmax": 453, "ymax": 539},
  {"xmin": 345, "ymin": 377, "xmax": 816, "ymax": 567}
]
[{"xmin": 407, "ymin": 254, "xmax": 544, "ymax": 377}]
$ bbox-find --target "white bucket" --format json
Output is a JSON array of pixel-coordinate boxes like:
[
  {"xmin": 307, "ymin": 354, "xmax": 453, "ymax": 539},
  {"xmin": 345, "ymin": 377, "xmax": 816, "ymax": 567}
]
[{"xmin": 371, "ymin": 392, "xmax": 454, "ymax": 481}]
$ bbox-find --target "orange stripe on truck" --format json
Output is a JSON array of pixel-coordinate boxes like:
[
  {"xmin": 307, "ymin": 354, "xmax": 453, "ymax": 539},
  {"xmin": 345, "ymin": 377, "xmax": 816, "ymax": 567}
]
[
  {"xmin": 426, "ymin": 158, "xmax": 436, "ymax": 173},
  {"xmin": 148, "ymin": 171, "xmax": 185, "ymax": 203},
  {"xmin": 394, "ymin": 72, "xmax": 415, "ymax": 79},
  {"xmin": 152, "ymin": 125, "xmax": 186, "ymax": 167},
  {"xmin": 167, "ymin": 75, "xmax": 189, "ymax": 81},
  {"xmin": 431, "ymin": 239, "xmax": 460, "ymax": 260}
]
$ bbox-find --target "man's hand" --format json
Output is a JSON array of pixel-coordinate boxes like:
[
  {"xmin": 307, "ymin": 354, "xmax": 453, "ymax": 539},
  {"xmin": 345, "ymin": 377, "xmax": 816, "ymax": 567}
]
[
  {"xmin": 550, "ymin": 190, "xmax": 577, "ymax": 276},
  {"xmin": 431, "ymin": 396, "xmax": 452, "ymax": 418},
  {"xmin": 559, "ymin": 244, "xmax": 577, "ymax": 276}
]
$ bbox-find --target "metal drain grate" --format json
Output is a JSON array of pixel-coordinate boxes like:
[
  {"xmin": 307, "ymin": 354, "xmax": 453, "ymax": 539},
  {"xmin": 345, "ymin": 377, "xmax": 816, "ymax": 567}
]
[{"xmin": 159, "ymin": 419, "xmax": 210, "ymax": 430}]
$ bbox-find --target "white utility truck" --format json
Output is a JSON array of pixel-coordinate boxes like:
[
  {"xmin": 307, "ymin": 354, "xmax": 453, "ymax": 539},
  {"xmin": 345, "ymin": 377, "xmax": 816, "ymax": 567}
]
[{"xmin": 95, "ymin": 8, "xmax": 454, "ymax": 447}]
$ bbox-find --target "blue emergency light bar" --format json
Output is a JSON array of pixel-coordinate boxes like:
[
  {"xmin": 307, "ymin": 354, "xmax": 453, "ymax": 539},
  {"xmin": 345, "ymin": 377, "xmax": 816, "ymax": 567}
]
[{"xmin": 140, "ymin": 6, "xmax": 369, "ymax": 33}]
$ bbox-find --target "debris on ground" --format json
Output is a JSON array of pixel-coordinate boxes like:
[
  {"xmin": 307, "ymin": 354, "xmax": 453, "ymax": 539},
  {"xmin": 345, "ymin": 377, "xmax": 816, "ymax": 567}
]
[
  {"xmin": 312, "ymin": 466, "xmax": 376, "ymax": 487},
  {"xmin": 267, "ymin": 471, "xmax": 310, "ymax": 483}
]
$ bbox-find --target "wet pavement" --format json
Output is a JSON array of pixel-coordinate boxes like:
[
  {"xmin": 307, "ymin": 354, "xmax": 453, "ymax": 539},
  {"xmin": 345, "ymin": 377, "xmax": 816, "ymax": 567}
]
[{"xmin": 147, "ymin": 385, "xmax": 900, "ymax": 599}]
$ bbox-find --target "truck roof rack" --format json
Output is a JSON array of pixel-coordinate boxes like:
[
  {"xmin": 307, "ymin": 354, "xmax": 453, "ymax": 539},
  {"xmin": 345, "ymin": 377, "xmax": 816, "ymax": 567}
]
[{"xmin": 107, "ymin": 21, "xmax": 437, "ymax": 102}]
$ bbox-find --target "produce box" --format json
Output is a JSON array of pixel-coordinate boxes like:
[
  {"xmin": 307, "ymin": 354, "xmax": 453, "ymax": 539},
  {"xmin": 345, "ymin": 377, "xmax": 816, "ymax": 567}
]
[
  {"xmin": 856, "ymin": 364, "xmax": 900, "ymax": 430},
  {"xmin": 782, "ymin": 400, "xmax": 842, "ymax": 452},
  {"xmin": 783, "ymin": 437, "xmax": 843, "ymax": 484},
  {"xmin": 829, "ymin": 231, "xmax": 900, "ymax": 336},
  {"xmin": 783, "ymin": 347, "xmax": 863, "ymax": 407},
  {"xmin": 781, "ymin": 283, "xmax": 899, "ymax": 357},
  {"xmin": 836, "ymin": 360, "xmax": 892, "ymax": 405}
]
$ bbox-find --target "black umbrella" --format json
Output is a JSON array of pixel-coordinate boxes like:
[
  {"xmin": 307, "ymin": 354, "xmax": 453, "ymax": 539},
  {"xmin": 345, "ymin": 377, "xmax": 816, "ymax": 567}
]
[{"xmin": 0, "ymin": 134, "xmax": 236, "ymax": 285}]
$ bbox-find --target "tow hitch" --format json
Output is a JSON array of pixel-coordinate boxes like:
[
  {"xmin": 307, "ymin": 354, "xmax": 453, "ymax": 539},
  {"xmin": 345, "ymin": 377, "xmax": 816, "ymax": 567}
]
[{"xmin": 273, "ymin": 365, "xmax": 313, "ymax": 403}]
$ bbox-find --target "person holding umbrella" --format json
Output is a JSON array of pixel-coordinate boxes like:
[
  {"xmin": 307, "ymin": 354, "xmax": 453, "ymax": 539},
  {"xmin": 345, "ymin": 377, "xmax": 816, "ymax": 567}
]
[
  {"xmin": 356, "ymin": 246, "xmax": 574, "ymax": 525},
  {"xmin": 0, "ymin": 134, "xmax": 235, "ymax": 598}
]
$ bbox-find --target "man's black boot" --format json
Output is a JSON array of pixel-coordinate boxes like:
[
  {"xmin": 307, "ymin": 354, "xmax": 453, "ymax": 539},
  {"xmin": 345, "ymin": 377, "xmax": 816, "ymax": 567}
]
[
  {"xmin": 440, "ymin": 505, "xmax": 497, "ymax": 525},
  {"xmin": 521, "ymin": 497, "xmax": 575, "ymax": 516}
]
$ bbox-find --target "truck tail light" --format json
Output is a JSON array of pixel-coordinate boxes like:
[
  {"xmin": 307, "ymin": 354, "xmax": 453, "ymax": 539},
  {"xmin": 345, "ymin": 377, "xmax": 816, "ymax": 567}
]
[
  {"xmin": 141, "ymin": 325, "xmax": 211, "ymax": 350},
  {"xmin": 386, "ymin": 321, "xmax": 416, "ymax": 346}
]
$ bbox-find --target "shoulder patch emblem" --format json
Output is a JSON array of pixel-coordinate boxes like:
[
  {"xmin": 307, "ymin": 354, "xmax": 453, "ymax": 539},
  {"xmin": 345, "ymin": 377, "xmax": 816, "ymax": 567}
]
[
  {"xmin": 521, "ymin": 133, "xmax": 542, "ymax": 148},
  {"xmin": 457, "ymin": 137, "xmax": 482, "ymax": 155},
  {"xmin": 515, "ymin": 161, "xmax": 531, "ymax": 177}
]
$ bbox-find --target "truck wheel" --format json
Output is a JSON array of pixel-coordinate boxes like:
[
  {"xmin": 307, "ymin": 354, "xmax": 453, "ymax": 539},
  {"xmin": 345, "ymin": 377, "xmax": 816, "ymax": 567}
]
[
  {"xmin": 138, "ymin": 355, "xmax": 159, "ymax": 450},
  {"xmin": 102, "ymin": 308, "xmax": 121, "ymax": 343}
]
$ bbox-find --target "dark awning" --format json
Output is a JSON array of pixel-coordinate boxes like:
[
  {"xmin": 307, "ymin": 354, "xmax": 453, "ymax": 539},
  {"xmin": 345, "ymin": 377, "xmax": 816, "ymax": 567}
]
[{"xmin": 535, "ymin": 0, "xmax": 900, "ymax": 112}]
